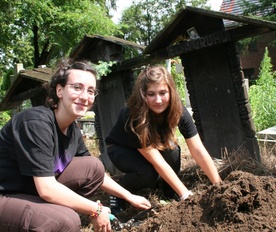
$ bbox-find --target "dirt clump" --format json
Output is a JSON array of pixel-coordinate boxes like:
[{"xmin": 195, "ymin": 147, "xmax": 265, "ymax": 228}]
[{"xmin": 130, "ymin": 170, "xmax": 276, "ymax": 232}]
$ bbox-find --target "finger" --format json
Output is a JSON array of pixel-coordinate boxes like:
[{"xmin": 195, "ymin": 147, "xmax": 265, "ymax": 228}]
[
  {"xmin": 96, "ymin": 226, "xmax": 103, "ymax": 232},
  {"xmin": 143, "ymin": 201, "xmax": 151, "ymax": 208},
  {"xmin": 107, "ymin": 222, "xmax": 112, "ymax": 232},
  {"xmin": 95, "ymin": 227, "xmax": 102, "ymax": 232}
]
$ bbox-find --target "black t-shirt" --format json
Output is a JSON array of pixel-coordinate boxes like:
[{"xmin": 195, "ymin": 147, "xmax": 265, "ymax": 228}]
[
  {"xmin": 105, "ymin": 105, "xmax": 198, "ymax": 149},
  {"xmin": 0, "ymin": 106, "xmax": 89, "ymax": 195}
]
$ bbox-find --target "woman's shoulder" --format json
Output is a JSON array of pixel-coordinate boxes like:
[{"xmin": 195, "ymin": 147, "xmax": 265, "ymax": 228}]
[
  {"xmin": 178, "ymin": 105, "xmax": 198, "ymax": 139},
  {"xmin": 24, "ymin": 105, "xmax": 52, "ymax": 116},
  {"xmin": 119, "ymin": 105, "xmax": 130, "ymax": 117},
  {"xmin": 14, "ymin": 106, "xmax": 54, "ymax": 123}
]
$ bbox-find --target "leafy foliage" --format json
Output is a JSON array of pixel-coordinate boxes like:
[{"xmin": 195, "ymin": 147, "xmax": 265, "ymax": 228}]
[
  {"xmin": 0, "ymin": 0, "xmax": 119, "ymax": 71},
  {"xmin": 95, "ymin": 61, "xmax": 116, "ymax": 79},
  {"xmin": 119, "ymin": 0, "xmax": 208, "ymax": 46},
  {"xmin": 0, "ymin": 111, "xmax": 11, "ymax": 128},
  {"xmin": 1, "ymin": 68, "xmax": 13, "ymax": 91},
  {"xmin": 242, "ymin": 0, "xmax": 276, "ymax": 22},
  {"xmin": 249, "ymin": 47, "xmax": 276, "ymax": 131},
  {"xmin": 239, "ymin": 0, "xmax": 276, "ymax": 50},
  {"xmin": 170, "ymin": 59, "xmax": 186, "ymax": 103},
  {"xmin": 0, "ymin": 0, "xmax": 121, "ymax": 122},
  {"xmin": 0, "ymin": 73, "xmax": 11, "ymax": 127}
]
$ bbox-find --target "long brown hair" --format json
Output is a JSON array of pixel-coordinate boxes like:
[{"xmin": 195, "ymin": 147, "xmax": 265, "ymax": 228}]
[{"xmin": 127, "ymin": 65, "xmax": 183, "ymax": 150}]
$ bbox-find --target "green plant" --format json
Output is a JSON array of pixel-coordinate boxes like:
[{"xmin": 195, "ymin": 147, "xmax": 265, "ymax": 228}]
[
  {"xmin": 0, "ymin": 111, "xmax": 11, "ymax": 128},
  {"xmin": 0, "ymin": 70, "xmax": 12, "ymax": 127},
  {"xmin": 249, "ymin": 47, "xmax": 276, "ymax": 131},
  {"xmin": 95, "ymin": 61, "xmax": 116, "ymax": 80},
  {"xmin": 1, "ymin": 68, "xmax": 13, "ymax": 91},
  {"xmin": 170, "ymin": 58, "xmax": 186, "ymax": 104}
]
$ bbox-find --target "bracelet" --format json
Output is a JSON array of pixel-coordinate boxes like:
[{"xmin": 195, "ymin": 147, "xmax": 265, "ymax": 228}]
[
  {"xmin": 180, "ymin": 190, "xmax": 194, "ymax": 200},
  {"xmin": 91, "ymin": 200, "xmax": 103, "ymax": 218}
]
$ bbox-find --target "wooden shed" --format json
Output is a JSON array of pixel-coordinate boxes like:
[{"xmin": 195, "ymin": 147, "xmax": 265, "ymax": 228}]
[{"xmin": 0, "ymin": 66, "xmax": 52, "ymax": 111}]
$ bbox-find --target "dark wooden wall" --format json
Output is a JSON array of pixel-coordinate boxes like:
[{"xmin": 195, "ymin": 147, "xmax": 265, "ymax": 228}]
[
  {"xmin": 94, "ymin": 70, "xmax": 135, "ymax": 173},
  {"xmin": 181, "ymin": 42, "xmax": 259, "ymax": 160}
]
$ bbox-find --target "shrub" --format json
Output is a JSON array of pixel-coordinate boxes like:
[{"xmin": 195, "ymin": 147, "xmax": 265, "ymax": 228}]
[{"xmin": 249, "ymin": 47, "xmax": 276, "ymax": 131}]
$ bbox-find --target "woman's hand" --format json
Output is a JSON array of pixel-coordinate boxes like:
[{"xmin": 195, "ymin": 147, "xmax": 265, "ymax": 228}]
[
  {"xmin": 100, "ymin": 173, "xmax": 151, "ymax": 211},
  {"xmin": 127, "ymin": 194, "xmax": 152, "ymax": 210},
  {"xmin": 91, "ymin": 206, "xmax": 112, "ymax": 232},
  {"xmin": 180, "ymin": 190, "xmax": 194, "ymax": 200}
]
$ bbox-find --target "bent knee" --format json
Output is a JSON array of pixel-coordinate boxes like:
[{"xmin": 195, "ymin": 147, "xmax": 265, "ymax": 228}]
[
  {"xmin": 19, "ymin": 205, "xmax": 81, "ymax": 232},
  {"xmin": 57, "ymin": 209, "xmax": 81, "ymax": 232},
  {"xmin": 138, "ymin": 168, "xmax": 159, "ymax": 184}
]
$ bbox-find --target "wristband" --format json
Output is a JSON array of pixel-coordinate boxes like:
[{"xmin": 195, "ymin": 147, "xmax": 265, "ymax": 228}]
[
  {"xmin": 91, "ymin": 200, "xmax": 103, "ymax": 218},
  {"xmin": 180, "ymin": 190, "xmax": 193, "ymax": 200}
]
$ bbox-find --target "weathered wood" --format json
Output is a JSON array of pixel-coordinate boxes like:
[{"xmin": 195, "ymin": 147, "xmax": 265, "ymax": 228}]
[
  {"xmin": 95, "ymin": 70, "xmax": 135, "ymax": 174},
  {"xmin": 181, "ymin": 44, "xmax": 244, "ymax": 158},
  {"xmin": 10, "ymin": 86, "xmax": 45, "ymax": 102},
  {"xmin": 226, "ymin": 43, "xmax": 260, "ymax": 161},
  {"xmin": 182, "ymin": 6, "xmax": 276, "ymax": 30},
  {"xmin": 144, "ymin": 6, "xmax": 276, "ymax": 54},
  {"xmin": 114, "ymin": 25, "xmax": 273, "ymax": 72},
  {"xmin": 70, "ymin": 34, "xmax": 146, "ymax": 62}
]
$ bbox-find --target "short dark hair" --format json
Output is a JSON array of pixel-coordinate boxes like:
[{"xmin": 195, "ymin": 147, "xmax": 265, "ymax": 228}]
[{"xmin": 45, "ymin": 59, "xmax": 97, "ymax": 109}]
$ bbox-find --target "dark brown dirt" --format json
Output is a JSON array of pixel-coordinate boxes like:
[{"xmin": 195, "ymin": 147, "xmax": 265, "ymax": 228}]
[
  {"xmin": 82, "ymin": 144, "xmax": 276, "ymax": 232},
  {"xmin": 129, "ymin": 170, "xmax": 276, "ymax": 232}
]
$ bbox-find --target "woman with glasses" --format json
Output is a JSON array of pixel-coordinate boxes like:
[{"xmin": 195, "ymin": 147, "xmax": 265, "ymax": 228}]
[
  {"xmin": 106, "ymin": 65, "xmax": 222, "ymax": 215},
  {"xmin": 0, "ymin": 59, "xmax": 151, "ymax": 232}
]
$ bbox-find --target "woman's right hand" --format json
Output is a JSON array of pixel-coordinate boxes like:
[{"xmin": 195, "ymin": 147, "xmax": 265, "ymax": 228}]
[
  {"xmin": 127, "ymin": 194, "xmax": 152, "ymax": 210},
  {"xmin": 91, "ymin": 206, "xmax": 112, "ymax": 232}
]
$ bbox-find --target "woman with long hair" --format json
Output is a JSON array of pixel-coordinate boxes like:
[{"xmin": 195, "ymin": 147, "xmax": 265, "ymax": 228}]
[{"xmin": 106, "ymin": 65, "xmax": 222, "ymax": 214}]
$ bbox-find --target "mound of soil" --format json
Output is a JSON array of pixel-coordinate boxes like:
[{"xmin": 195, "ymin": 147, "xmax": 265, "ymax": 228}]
[
  {"xmin": 82, "ymin": 144, "xmax": 276, "ymax": 232},
  {"xmin": 129, "ymin": 170, "xmax": 276, "ymax": 232}
]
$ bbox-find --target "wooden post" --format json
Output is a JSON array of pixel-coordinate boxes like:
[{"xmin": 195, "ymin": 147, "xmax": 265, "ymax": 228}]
[{"xmin": 181, "ymin": 42, "xmax": 260, "ymax": 161}]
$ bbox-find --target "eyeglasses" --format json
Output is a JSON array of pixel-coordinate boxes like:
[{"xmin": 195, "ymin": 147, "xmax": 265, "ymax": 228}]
[{"xmin": 66, "ymin": 83, "xmax": 98, "ymax": 98}]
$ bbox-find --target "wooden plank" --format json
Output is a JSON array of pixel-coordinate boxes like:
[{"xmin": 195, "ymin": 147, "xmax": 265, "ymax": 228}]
[
  {"xmin": 183, "ymin": 6, "xmax": 276, "ymax": 30},
  {"xmin": 144, "ymin": 6, "xmax": 276, "ymax": 54},
  {"xmin": 114, "ymin": 25, "xmax": 272, "ymax": 72},
  {"xmin": 257, "ymin": 126, "xmax": 276, "ymax": 143},
  {"xmin": 96, "ymin": 73, "xmax": 126, "ymax": 174},
  {"xmin": 182, "ymin": 45, "xmax": 244, "ymax": 158},
  {"xmin": 10, "ymin": 87, "xmax": 45, "ymax": 102}
]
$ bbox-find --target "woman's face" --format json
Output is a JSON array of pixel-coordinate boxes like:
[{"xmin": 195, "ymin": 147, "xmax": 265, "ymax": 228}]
[
  {"xmin": 146, "ymin": 81, "xmax": 170, "ymax": 115},
  {"xmin": 56, "ymin": 69, "xmax": 97, "ymax": 119}
]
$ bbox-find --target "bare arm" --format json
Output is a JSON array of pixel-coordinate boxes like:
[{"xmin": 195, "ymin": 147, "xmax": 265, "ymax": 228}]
[
  {"xmin": 138, "ymin": 146, "xmax": 189, "ymax": 197},
  {"xmin": 34, "ymin": 174, "xmax": 151, "ymax": 232},
  {"xmin": 185, "ymin": 134, "xmax": 222, "ymax": 184},
  {"xmin": 34, "ymin": 176, "xmax": 98, "ymax": 215},
  {"xmin": 100, "ymin": 173, "xmax": 151, "ymax": 209}
]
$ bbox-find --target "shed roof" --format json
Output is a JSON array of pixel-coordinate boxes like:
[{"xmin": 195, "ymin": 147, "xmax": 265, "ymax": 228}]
[
  {"xmin": 144, "ymin": 6, "xmax": 276, "ymax": 54},
  {"xmin": 70, "ymin": 34, "xmax": 146, "ymax": 60},
  {"xmin": 0, "ymin": 67, "xmax": 52, "ymax": 111}
]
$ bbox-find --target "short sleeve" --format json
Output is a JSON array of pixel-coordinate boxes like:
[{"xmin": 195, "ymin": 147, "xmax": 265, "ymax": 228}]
[
  {"xmin": 14, "ymin": 119, "xmax": 55, "ymax": 176},
  {"xmin": 178, "ymin": 106, "xmax": 198, "ymax": 139}
]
